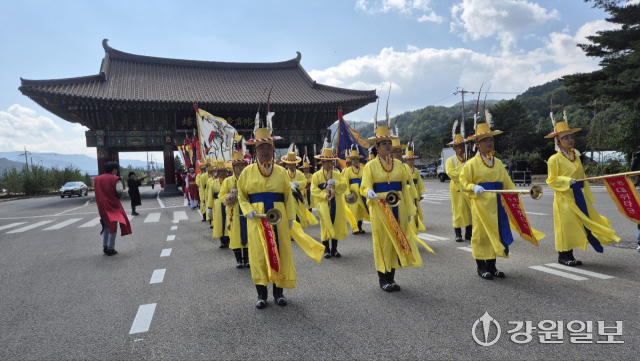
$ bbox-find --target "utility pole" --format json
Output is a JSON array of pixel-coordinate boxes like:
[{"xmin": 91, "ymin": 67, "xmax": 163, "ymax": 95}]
[{"xmin": 19, "ymin": 146, "xmax": 30, "ymax": 171}]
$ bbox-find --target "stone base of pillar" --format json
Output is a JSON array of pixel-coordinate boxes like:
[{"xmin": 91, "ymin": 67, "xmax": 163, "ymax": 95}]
[{"xmin": 159, "ymin": 184, "xmax": 182, "ymax": 197}]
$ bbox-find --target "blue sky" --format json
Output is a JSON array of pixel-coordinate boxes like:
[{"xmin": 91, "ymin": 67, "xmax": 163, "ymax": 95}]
[{"xmin": 0, "ymin": 0, "xmax": 616, "ymax": 161}]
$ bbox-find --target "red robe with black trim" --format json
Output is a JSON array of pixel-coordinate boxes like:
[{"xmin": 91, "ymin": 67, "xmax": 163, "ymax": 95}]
[
  {"xmin": 186, "ymin": 173, "xmax": 199, "ymax": 201},
  {"xmin": 94, "ymin": 173, "xmax": 132, "ymax": 236}
]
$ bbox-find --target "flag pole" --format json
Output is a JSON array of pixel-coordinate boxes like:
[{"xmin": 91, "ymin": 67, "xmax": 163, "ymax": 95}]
[{"xmin": 193, "ymin": 103, "xmax": 206, "ymax": 160}]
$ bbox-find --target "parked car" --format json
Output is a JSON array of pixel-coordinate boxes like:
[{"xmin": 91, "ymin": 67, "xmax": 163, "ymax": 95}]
[
  {"xmin": 419, "ymin": 168, "xmax": 435, "ymax": 178},
  {"xmin": 60, "ymin": 181, "xmax": 88, "ymax": 198}
]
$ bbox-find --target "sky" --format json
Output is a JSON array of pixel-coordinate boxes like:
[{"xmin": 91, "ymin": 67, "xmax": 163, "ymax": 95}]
[{"xmin": 0, "ymin": 0, "xmax": 620, "ymax": 161}]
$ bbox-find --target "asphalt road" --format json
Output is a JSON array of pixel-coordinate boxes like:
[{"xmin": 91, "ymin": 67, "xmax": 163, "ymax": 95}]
[{"xmin": 0, "ymin": 182, "xmax": 638, "ymax": 360}]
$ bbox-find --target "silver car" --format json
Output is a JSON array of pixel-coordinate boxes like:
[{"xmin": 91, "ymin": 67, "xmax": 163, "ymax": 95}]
[{"xmin": 60, "ymin": 181, "xmax": 88, "ymax": 198}]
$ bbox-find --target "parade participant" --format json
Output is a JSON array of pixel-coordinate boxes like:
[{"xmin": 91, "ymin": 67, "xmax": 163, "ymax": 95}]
[
  {"xmin": 185, "ymin": 167, "xmax": 199, "ymax": 209},
  {"xmin": 282, "ymin": 143, "xmax": 317, "ymax": 228},
  {"xmin": 445, "ymin": 121, "xmax": 472, "ymax": 242},
  {"xmin": 460, "ymin": 111, "xmax": 544, "ymax": 280},
  {"xmin": 403, "ymin": 139, "xmax": 427, "ymax": 231},
  {"xmin": 545, "ymin": 107, "xmax": 620, "ymax": 266},
  {"xmin": 220, "ymin": 151, "xmax": 250, "ymax": 268},
  {"xmin": 127, "ymin": 171, "xmax": 142, "ymax": 216},
  {"xmin": 197, "ymin": 163, "xmax": 209, "ymax": 221},
  {"xmin": 205, "ymin": 161, "xmax": 219, "ymax": 230},
  {"xmin": 299, "ymin": 154, "xmax": 315, "ymax": 211},
  {"xmin": 360, "ymin": 121, "xmax": 429, "ymax": 292},
  {"xmin": 94, "ymin": 161, "xmax": 131, "ymax": 256},
  {"xmin": 211, "ymin": 159, "xmax": 231, "ymax": 248},
  {"xmin": 312, "ymin": 139, "xmax": 350, "ymax": 258},
  {"xmin": 238, "ymin": 107, "xmax": 324, "ymax": 309},
  {"xmin": 343, "ymin": 145, "xmax": 369, "ymax": 234}
]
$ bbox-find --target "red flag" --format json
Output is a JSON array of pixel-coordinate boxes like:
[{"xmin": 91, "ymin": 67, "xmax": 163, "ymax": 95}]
[{"xmin": 604, "ymin": 176, "xmax": 640, "ymax": 224}]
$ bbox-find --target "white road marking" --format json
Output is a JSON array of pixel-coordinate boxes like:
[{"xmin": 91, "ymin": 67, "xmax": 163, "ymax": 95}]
[
  {"xmin": 157, "ymin": 191, "xmax": 165, "ymax": 208},
  {"xmin": 170, "ymin": 226, "xmax": 177, "ymax": 230},
  {"xmin": 127, "ymin": 214, "xmax": 135, "ymax": 221},
  {"xmin": 422, "ymin": 200, "xmax": 442, "ymax": 205},
  {"xmin": 529, "ymin": 266, "xmax": 588, "ymax": 281},
  {"xmin": 166, "ymin": 235, "xmax": 175, "ymax": 241},
  {"xmin": 363, "ymin": 221, "xmax": 370, "ymax": 224},
  {"xmin": 54, "ymin": 200, "xmax": 90, "ymax": 215},
  {"xmin": 0, "ymin": 222, "xmax": 26, "ymax": 231},
  {"xmin": 7, "ymin": 221, "xmax": 54, "ymax": 234},
  {"xmin": 144, "ymin": 213, "xmax": 161, "ymax": 223},
  {"xmin": 79, "ymin": 217, "xmax": 101, "ymax": 228},
  {"xmin": 42, "ymin": 218, "xmax": 82, "ymax": 230},
  {"xmin": 418, "ymin": 234, "xmax": 440, "ymax": 242},
  {"xmin": 172, "ymin": 220, "xmax": 179, "ymax": 223},
  {"xmin": 457, "ymin": 246, "xmax": 473, "ymax": 252},
  {"xmin": 527, "ymin": 212, "xmax": 547, "ymax": 216},
  {"xmin": 160, "ymin": 249, "xmax": 172, "ymax": 257},
  {"xmin": 544, "ymin": 263, "xmax": 614, "ymax": 279},
  {"xmin": 173, "ymin": 211, "xmax": 188, "ymax": 222},
  {"xmin": 150, "ymin": 269, "xmax": 166, "ymax": 284},
  {"xmin": 419, "ymin": 233, "xmax": 448, "ymax": 241},
  {"xmin": 129, "ymin": 303, "xmax": 157, "ymax": 334}
]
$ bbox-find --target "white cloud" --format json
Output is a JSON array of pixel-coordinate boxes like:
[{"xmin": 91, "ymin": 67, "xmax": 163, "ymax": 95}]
[
  {"xmin": 450, "ymin": 0, "xmax": 559, "ymax": 49},
  {"xmin": 0, "ymin": 104, "xmax": 92, "ymax": 156},
  {"xmin": 356, "ymin": 0, "xmax": 442, "ymax": 22},
  {"xmin": 417, "ymin": 11, "xmax": 443, "ymax": 23},
  {"xmin": 309, "ymin": 20, "xmax": 613, "ymax": 122}
]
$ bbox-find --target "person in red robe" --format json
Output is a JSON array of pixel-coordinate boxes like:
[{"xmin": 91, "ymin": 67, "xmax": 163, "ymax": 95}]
[
  {"xmin": 94, "ymin": 161, "xmax": 132, "ymax": 256},
  {"xmin": 186, "ymin": 166, "xmax": 199, "ymax": 209}
]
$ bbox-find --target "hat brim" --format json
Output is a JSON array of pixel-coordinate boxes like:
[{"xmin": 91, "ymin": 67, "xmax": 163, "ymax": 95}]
[
  {"xmin": 448, "ymin": 140, "xmax": 467, "ymax": 145},
  {"xmin": 299, "ymin": 164, "xmax": 313, "ymax": 168},
  {"xmin": 281, "ymin": 156, "xmax": 302, "ymax": 164},
  {"xmin": 245, "ymin": 135, "xmax": 283, "ymax": 145},
  {"xmin": 315, "ymin": 155, "xmax": 338, "ymax": 160},
  {"xmin": 366, "ymin": 135, "xmax": 399, "ymax": 142},
  {"xmin": 467, "ymin": 130, "xmax": 503, "ymax": 141},
  {"xmin": 345, "ymin": 155, "xmax": 365, "ymax": 159},
  {"xmin": 402, "ymin": 155, "xmax": 419, "ymax": 159},
  {"xmin": 544, "ymin": 128, "xmax": 582, "ymax": 139}
]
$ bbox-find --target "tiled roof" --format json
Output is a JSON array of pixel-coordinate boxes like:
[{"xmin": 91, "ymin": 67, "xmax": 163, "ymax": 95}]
[{"xmin": 20, "ymin": 39, "xmax": 376, "ymax": 107}]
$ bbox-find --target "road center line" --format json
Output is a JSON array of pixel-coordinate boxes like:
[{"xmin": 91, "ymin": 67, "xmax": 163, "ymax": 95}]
[
  {"xmin": 170, "ymin": 226, "xmax": 177, "ymax": 230},
  {"xmin": 166, "ymin": 235, "xmax": 175, "ymax": 241},
  {"xmin": 160, "ymin": 249, "xmax": 172, "ymax": 257},
  {"xmin": 54, "ymin": 200, "xmax": 90, "ymax": 216},
  {"xmin": 150, "ymin": 269, "xmax": 166, "ymax": 284},
  {"xmin": 129, "ymin": 303, "xmax": 157, "ymax": 334}
]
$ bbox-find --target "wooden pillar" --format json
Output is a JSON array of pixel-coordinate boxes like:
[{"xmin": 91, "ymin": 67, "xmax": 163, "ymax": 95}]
[
  {"xmin": 163, "ymin": 145, "xmax": 178, "ymax": 193},
  {"xmin": 96, "ymin": 147, "xmax": 110, "ymax": 175}
]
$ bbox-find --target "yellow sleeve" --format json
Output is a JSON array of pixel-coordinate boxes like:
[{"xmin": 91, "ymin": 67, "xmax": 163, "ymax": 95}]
[
  {"xmin": 415, "ymin": 170, "xmax": 425, "ymax": 193},
  {"xmin": 401, "ymin": 163, "xmax": 416, "ymax": 217},
  {"xmin": 206, "ymin": 178, "xmax": 215, "ymax": 208},
  {"xmin": 281, "ymin": 169, "xmax": 296, "ymax": 221},
  {"xmin": 311, "ymin": 172, "xmax": 326, "ymax": 201},
  {"xmin": 218, "ymin": 177, "xmax": 231, "ymax": 200},
  {"xmin": 546, "ymin": 155, "xmax": 572, "ymax": 192},
  {"xmin": 445, "ymin": 157, "xmax": 461, "ymax": 182},
  {"xmin": 333, "ymin": 170, "xmax": 349, "ymax": 195},
  {"xmin": 497, "ymin": 159, "xmax": 516, "ymax": 191},
  {"xmin": 459, "ymin": 159, "xmax": 476, "ymax": 194},
  {"xmin": 237, "ymin": 171, "xmax": 256, "ymax": 216}
]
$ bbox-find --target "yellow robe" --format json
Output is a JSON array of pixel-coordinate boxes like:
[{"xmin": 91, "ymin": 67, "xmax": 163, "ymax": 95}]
[
  {"xmin": 198, "ymin": 173, "xmax": 210, "ymax": 215},
  {"xmin": 360, "ymin": 157, "xmax": 426, "ymax": 273},
  {"xmin": 211, "ymin": 178, "xmax": 229, "ymax": 238},
  {"xmin": 218, "ymin": 174, "xmax": 248, "ymax": 250},
  {"xmin": 286, "ymin": 169, "xmax": 316, "ymax": 228},
  {"xmin": 446, "ymin": 155, "xmax": 472, "ymax": 228},
  {"xmin": 546, "ymin": 152, "xmax": 620, "ymax": 252},
  {"xmin": 205, "ymin": 176, "xmax": 217, "ymax": 221},
  {"xmin": 460, "ymin": 154, "xmax": 545, "ymax": 260},
  {"xmin": 311, "ymin": 169, "xmax": 349, "ymax": 241},
  {"xmin": 237, "ymin": 164, "xmax": 298, "ymax": 288},
  {"xmin": 404, "ymin": 164, "xmax": 426, "ymax": 231},
  {"xmin": 343, "ymin": 166, "xmax": 370, "ymax": 223}
]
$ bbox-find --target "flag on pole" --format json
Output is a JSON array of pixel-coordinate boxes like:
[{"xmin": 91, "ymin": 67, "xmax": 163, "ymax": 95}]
[
  {"xmin": 194, "ymin": 105, "xmax": 237, "ymax": 161},
  {"xmin": 336, "ymin": 109, "xmax": 370, "ymax": 169}
]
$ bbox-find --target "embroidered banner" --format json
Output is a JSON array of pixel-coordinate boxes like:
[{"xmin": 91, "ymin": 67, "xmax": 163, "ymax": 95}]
[
  {"xmin": 379, "ymin": 200, "xmax": 415, "ymax": 262},
  {"xmin": 604, "ymin": 176, "xmax": 640, "ymax": 224},
  {"xmin": 257, "ymin": 218, "xmax": 281, "ymax": 282},
  {"xmin": 500, "ymin": 193, "xmax": 539, "ymax": 246}
]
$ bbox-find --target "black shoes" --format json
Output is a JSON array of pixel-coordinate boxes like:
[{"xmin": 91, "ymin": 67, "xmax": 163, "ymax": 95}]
[
  {"xmin": 323, "ymin": 241, "xmax": 331, "ymax": 259},
  {"xmin": 255, "ymin": 285, "xmax": 268, "ymax": 309},
  {"xmin": 234, "ymin": 249, "xmax": 244, "ymax": 269},
  {"xmin": 454, "ymin": 228, "xmax": 463, "ymax": 242},
  {"xmin": 242, "ymin": 248, "xmax": 250, "ymax": 268},
  {"xmin": 106, "ymin": 248, "xmax": 118, "ymax": 256},
  {"xmin": 378, "ymin": 271, "xmax": 397, "ymax": 292},
  {"xmin": 477, "ymin": 268, "xmax": 493, "ymax": 280},
  {"xmin": 131, "ymin": 212, "xmax": 140, "ymax": 216},
  {"xmin": 219, "ymin": 238, "xmax": 229, "ymax": 248},
  {"xmin": 477, "ymin": 259, "xmax": 504, "ymax": 279},
  {"xmin": 464, "ymin": 225, "xmax": 472, "ymax": 241},
  {"xmin": 256, "ymin": 299, "xmax": 267, "ymax": 309},
  {"xmin": 331, "ymin": 239, "xmax": 341, "ymax": 258},
  {"xmin": 103, "ymin": 245, "xmax": 108, "ymax": 254},
  {"xmin": 558, "ymin": 251, "xmax": 582, "ymax": 266}
]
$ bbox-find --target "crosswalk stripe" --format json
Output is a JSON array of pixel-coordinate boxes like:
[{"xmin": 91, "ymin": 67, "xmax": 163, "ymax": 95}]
[
  {"xmin": 150, "ymin": 269, "xmax": 166, "ymax": 284},
  {"xmin": 42, "ymin": 218, "xmax": 82, "ymax": 230},
  {"xmin": 79, "ymin": 217, "xmax": 101, "ymax": 228},
  {"xmin": 544, "ymin": 263, "xmax": 614, "ymax": 279},
  {"xmin": 173, "ymin": 211, "xmax": 188, "ymax": 222},
  {"xmin": 529, "ymin": 266, "xmax": 588, "ymax": 281},
  {"xmin": 457, "ymin": 246, "xmax": 473, "ymax": 252},
  {"xmin": 0, "ymin": 222, "xmax": 26, "ymax": 231},
  {"xmin": 7, "ymin": 221, "xmax": 55, "ymax": 234},
  {"xmin": 418, "ymin": 234, "xmax": 439, "ymax": 241},
  {"xmin": 144, "ymin": 213, "xmax": 161, "ymax": 223},
  {"xmin": 420, "ymin": 233, "xmax": 448, "ymax": 241},
  {"xmin": 127, "ymin": 214, "xmax": 135, "ymax": 221}
]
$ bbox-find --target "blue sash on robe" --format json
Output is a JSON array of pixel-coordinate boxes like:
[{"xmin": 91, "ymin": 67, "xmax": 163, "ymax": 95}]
[
  {"xmin": 349, "ymin": 178, "xmax": 369, "ymax": 214},
  {"xmin": 571, "ymin": 182, "xmax": 604, "ymax": 253},
  {"xmin": 373, "ymin": 182, "xmax": 402, "ymax": 221},
  {"xmin": 478, "ymin": 182, "xmax": 513, "ymax": 255},
  {"xmin": 318, "ymin": 183, "xmax": 336, "ymax": 224},
  {"xmin": 248, "ymin": 192, "xmax": 285, "ymax": 247}
]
